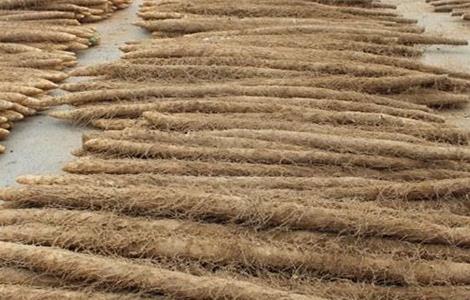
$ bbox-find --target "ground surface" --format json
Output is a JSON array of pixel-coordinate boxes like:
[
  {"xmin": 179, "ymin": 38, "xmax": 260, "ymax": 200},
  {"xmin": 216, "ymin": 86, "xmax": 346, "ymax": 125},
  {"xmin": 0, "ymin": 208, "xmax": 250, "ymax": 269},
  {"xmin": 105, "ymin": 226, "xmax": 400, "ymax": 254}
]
[{"xmin": 0, "ymin": 0, "xmax": 469, "ymax": 186}]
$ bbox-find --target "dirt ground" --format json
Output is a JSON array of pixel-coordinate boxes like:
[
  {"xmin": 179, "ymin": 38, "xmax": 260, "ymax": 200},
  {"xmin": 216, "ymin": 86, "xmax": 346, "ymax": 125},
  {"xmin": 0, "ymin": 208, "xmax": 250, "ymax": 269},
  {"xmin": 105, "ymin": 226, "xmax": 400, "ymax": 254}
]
[{"xmin": 0, "ymin": 0, "xmax": 469, "ymax": 186}]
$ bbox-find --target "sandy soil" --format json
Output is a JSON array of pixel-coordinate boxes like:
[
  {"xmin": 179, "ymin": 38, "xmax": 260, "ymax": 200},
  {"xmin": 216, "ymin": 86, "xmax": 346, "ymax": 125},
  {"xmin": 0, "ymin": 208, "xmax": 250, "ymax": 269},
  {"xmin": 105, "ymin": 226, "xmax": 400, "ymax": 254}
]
[{"xmin": 0, "ymin": 0, "xmax": 469, "ymax": 186}]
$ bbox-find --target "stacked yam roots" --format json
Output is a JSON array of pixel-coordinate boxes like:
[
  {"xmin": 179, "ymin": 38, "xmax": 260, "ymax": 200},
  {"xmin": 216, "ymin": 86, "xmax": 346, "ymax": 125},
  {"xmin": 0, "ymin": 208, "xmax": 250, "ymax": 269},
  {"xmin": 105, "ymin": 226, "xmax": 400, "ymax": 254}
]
[
  {"xmin": 3, "ymin": 0, "xmax": 470, "ymax": 299},
  {"xmin": 427, "ymin": 0, "xmax": 470, "ymax": 21},
  {"xmin": 0, "ymin": 0, "xmax": 131, "ymax": 23},
  {"xmin": 0, "ymin": 0, "xmax": 132, "ymax": 154}
]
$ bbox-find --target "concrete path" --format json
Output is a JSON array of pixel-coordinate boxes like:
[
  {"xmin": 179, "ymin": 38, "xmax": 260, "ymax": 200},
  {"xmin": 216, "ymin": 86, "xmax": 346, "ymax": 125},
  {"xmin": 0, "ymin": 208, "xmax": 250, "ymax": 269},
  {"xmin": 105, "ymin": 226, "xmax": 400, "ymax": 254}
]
[{"xmin": 0, "ymin": 0, "xmax": 147, "ymax": 187}]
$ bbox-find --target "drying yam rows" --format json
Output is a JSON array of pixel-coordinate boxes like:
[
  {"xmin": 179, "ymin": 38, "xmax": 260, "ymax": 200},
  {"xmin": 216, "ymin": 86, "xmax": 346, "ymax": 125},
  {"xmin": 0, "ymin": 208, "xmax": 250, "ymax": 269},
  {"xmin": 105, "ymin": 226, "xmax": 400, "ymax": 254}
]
[
  {"xmin": 0, "ymin": 0, "xmax": 131, "ymax": 154},
  {"xmin": 0, "ymin": 0, "xmax": 131, "ymax": 23},
  {"xmin": 427, "ymin": 0, "xmax": 470, "ymax": 21},
  {"xmin": 2, "ymin": 0, "xmax": 470, "ymax": 299}
]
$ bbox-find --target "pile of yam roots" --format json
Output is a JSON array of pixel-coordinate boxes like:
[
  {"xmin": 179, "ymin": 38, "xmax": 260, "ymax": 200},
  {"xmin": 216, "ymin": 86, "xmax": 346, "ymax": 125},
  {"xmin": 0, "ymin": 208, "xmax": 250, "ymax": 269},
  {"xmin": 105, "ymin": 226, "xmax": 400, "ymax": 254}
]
[
  {"xmin": 427, "ymin": 0, "xmax": 470, "ymax": 21},
  {"xmin": 0, "ymin": 0, "xmax": 131, "ymax": 154},
  {"xmin": 3, "ymin": 0, "xmax": 470, "ymax": 299}
]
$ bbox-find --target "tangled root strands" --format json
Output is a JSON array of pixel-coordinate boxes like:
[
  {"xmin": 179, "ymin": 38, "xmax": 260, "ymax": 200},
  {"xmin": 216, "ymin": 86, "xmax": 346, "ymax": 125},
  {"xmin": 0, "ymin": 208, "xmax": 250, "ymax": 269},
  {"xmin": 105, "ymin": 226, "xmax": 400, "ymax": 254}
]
[
  {"xmin": 2, "ymin": 185, "xmax": 470, "ymax": 246},
  {"xmin": 4, "ymin": 222, "xmax": 470, "ymax": 286},
  {"xmin": 0, "ymin": 241, "xmax": 320, "ymax": 300},
  {"xmin": 0, "ymin": 284, "xmax": 142, "ymax": 300},
  {"xmin": 16, "ymin": 173, "xmax": 392, "ymax": 190},
  {"xmin": 62, "ymin": 157, "xmax": 390, "ymax": 178},
  {"xmin": 82, "ymin": 137, "xmax": 424, "ymax": 170}
]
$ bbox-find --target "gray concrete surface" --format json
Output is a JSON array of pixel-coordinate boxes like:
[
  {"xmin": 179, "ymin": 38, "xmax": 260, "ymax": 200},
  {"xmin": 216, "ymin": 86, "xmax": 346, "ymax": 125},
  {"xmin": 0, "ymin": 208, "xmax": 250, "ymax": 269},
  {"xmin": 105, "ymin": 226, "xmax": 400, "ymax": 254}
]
[{"xmin": 0, "ymin": 0, "xmax": 147, "ymax": 187}]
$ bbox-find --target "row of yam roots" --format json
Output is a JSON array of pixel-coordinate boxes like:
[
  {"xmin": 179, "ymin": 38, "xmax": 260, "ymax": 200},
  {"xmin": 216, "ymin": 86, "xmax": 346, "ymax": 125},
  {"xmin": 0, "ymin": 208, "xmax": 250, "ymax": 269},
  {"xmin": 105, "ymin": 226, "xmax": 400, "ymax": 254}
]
[
  {"xmin": 3, "ymin": 0, "xmax": 470, "ymax": 299},
  {"xmin": 0, "ymin": 0, "xmax": 131, "ymax": 154},
  {"xmin": 427, "ymin": 0, "xmax": 470, "ymax": 21}
]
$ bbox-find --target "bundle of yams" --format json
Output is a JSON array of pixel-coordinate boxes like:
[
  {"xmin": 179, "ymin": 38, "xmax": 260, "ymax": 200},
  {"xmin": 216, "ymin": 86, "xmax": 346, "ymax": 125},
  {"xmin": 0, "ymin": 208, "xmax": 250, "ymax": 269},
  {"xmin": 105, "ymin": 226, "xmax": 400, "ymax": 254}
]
[
  {"xmin": 0, "ymin": 0, "xmax": 131, "ymax": 154},
  {"xmin": 0, "ymin": 0, "xmax": 131, "ymax": 23},
  {"xmin": 427, "ymin": 0, "xmax": 470, "ymax": 21},
  {"xmin": 2, "ymin": 0, "xmax": 470, "ymax": 299}
]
